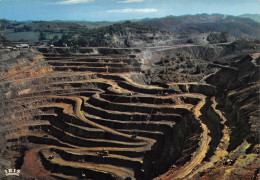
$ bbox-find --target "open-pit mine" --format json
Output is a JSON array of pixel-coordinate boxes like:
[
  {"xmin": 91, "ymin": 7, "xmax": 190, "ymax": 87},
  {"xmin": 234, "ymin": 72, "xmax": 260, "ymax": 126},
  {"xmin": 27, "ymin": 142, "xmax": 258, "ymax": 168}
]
[{"xmin": 0, "ymin": 42, "xmax": 259, "ymax": 180}]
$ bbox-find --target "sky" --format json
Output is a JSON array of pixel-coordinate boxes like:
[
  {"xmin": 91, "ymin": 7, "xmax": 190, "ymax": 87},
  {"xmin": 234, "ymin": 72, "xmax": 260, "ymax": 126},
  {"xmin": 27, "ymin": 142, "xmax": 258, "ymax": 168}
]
[{"xmin": 0, "ymin": 0, "xmax": 259, "ymax": 21}]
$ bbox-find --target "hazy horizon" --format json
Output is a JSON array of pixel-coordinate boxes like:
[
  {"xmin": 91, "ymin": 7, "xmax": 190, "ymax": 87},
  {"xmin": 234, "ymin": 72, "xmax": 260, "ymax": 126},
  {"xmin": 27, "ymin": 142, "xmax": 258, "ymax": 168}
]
[
  {"xmin": 1, "ymin": 13, "xmax": 260, "ymax": 23},
  {"xmin": 0, "ymin": 0, "xmax": 259, "ymax": 21}
]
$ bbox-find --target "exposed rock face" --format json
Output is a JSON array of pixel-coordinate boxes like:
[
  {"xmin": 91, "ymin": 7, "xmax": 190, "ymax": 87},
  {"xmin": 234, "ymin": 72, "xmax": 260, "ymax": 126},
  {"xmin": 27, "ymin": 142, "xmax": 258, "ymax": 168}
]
[
  {"xmin": 194, "ymin": 53, "xmax": 260, "ymax": 180},
  {"xmin": 0, "ymin": 45, "xmax": 259, "ymax": 180},
  {"xmin": 206, "ymin": 53, "xmax": 260, "ymax": 151}
]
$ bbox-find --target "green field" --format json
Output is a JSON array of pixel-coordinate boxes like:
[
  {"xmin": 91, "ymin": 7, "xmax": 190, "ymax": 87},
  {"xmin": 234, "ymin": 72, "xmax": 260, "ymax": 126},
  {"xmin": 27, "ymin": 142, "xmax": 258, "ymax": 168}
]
[{"xmin": 4, "ymin": 31, "xmax": 40, "ymax": 42}]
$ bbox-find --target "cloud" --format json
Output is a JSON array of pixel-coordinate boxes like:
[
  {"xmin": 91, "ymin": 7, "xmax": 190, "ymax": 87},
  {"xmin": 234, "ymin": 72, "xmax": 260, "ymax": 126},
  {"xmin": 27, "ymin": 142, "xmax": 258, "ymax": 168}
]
[
  {"xmin": 55, "ymin": 0, "xmax": 94, "ymax": 5},
  {"xmin": 107, "ymin": 8, "xmax": 157, "ymax": 13},
  {"xmin": 120, "ymin": 0, "xmax": 144, "ymax": 3}
]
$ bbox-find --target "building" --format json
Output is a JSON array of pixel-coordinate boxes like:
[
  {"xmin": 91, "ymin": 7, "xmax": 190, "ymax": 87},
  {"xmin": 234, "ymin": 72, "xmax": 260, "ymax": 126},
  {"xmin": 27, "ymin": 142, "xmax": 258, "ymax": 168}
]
[{"xmin": 15, "ymin": 44, "xmax": 30, "ymax": 48}]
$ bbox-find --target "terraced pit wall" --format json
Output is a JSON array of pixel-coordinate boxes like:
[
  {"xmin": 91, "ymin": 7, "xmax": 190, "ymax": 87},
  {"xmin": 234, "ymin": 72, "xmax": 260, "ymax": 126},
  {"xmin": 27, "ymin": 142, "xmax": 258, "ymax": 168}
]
[{"xmin": 0, "ymin": 47, "xmax": 259, "ymax": 180}]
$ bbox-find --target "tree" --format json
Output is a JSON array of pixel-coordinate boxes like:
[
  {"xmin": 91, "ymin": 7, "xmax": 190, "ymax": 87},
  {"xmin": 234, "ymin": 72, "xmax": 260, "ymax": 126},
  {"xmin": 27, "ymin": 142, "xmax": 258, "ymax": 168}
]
[
  {"xmin": 52, "ymin": 35, "xmax": 59, "ymax": 41},
  {"xmin": 207, "ymin": 31, "xmax": 229, "ymax": 44},
  {"xmin": 39, "ymin": 32, "xmax": 47, "ymax": 41},
  {"xmin": 23, "ymin": 25, "xmax": 32, "ymax": 31}
]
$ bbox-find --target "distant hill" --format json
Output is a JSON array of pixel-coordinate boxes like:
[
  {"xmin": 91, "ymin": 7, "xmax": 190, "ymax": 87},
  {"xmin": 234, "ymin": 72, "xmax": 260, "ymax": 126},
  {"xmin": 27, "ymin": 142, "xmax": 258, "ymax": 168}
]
[
  {"xmin": 239, "ymin": 14, "xmax": 260, "ymax": 23},
  {"xmin": 72, "ymin": 21, "xmax": 115, "ymax": 29},
  {"xmin": 0, "ymin": 20, "xmax": 81, "ymax": 31},
  {"xmin": 53, "ymin": 21, "xmax": 161, "ymax": 47},
  {"xmin": 1, "ymin": 14, "xmax": 260, "ymax": 45},
  {"xmin": 29, "ymin": 21, "xmax": 81, "ymax": 30},
  {"xmin": 0, "ymin": 19, "xmax": 117, "ymax": 43},
  {"xmin": 0, "ymin": 19, "xmax": 115, "ymax": 31},
  {"xmin": 138, "ymin": 14, "xmax": 260, "ymax": 38}
]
